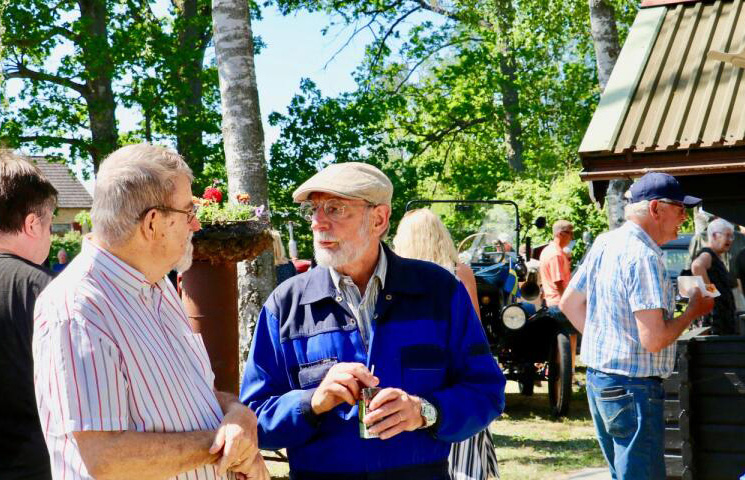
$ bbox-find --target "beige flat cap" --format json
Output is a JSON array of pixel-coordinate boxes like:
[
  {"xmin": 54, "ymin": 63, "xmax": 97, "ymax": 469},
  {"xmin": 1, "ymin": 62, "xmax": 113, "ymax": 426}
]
[{"xmin": 292, "ymin": 162, "xmax": 393, "ymax": 206}]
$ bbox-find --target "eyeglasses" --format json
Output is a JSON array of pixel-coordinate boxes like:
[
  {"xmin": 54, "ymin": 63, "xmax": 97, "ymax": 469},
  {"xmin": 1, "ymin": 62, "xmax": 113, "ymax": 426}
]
[
  {"xmin": 298, "ymin": 198, "xmax": 373, "ymax": 222},
  {"xmin": 141, "ymin": 204, "xmax": 199, "ymax": 224}
]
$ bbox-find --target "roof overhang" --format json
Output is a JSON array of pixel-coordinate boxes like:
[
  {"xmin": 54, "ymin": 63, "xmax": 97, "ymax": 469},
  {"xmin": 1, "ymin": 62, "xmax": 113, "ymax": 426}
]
[{"xmin": 579, "ymin": 0, "xmax": 745, "ymax": 224}]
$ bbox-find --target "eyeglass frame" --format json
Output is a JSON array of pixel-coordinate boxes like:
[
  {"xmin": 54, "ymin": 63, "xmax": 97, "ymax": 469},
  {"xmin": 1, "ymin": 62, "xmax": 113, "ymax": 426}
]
[
  {"xmin": 140, "ymin": 204, "xmax": 199, "ymax": 224},
  {"xmin": 298, "ymin": 198, "xmax": 376, "ymax": 222}
]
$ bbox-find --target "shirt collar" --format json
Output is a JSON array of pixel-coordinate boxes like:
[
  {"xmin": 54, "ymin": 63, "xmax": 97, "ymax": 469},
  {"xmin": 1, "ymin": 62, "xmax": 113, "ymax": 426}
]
[
  {"xmin": 82, "ymin": 238, "xmax": 166, "ymax": 296},
  {"xmin": 624, "ymin": 221, "xmax": 663, "ymax": 255},
  {"xmin": 329, "ymin": 243, "xmax": 388, "ymax": 292}
]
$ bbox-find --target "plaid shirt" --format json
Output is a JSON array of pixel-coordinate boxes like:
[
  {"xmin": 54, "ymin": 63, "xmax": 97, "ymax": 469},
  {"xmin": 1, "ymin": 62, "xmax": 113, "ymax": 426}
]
[{"xmin": 569, "ymin": 221, "xmax": 676, "ymax": 377}]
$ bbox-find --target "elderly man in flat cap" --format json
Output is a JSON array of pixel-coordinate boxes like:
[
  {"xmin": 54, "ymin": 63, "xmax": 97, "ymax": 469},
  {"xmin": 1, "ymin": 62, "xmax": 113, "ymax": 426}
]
[{"xmin": 240, "ymin": 162, "xmax": 505, "ymax": 479}]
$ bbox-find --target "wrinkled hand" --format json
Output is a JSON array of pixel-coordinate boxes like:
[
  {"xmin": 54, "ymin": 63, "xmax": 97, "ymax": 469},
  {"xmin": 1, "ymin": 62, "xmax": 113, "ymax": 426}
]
[
  {"xmin": 686, "ymin": 288, "xmax": 715, "ymax": 319},
  {"xmin": 311, "ymin": 362, "xmax": 379, "ymax": 415},
  {"xmin": 363, "ymin": 388, "xmax": 424, "ymax": 440},
  {"xmin": 210, "ymin": 403, "xmax": 260, "ymax": 476},
  {"xmin": 231, "ymin": 452, "xmax": 270, "ymax": 480}
]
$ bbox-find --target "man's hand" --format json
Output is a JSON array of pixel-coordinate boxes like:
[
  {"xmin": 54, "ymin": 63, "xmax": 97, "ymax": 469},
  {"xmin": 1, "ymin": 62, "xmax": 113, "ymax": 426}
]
[
  {"xmin": 210, "ymin": 403, "xmax": 260, "ymax": 476},
  {"xmin": 685, "ymin": 287, "xmax": 715, "ymax": 319},
  {"xmin": 363, "ymin": 388, "xmax": 424, "ymax": 440},
  {"xmin": 231, "ymin": 452, "xmax": 270, "ymax": 480},
  {"xmin": 311, "ymin": 363, "xmax": 379, "ymax": 415}
]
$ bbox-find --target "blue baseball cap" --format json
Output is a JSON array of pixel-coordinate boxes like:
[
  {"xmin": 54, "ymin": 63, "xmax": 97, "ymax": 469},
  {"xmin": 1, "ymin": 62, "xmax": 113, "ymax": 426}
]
[{"xmin": 628, "ymin": 172, "xmax": 702, "ymax": 208}]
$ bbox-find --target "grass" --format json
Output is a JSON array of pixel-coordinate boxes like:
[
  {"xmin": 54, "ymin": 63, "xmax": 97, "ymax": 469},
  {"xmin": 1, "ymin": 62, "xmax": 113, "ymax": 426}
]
[
  {"xmin": 263, "ymin": 368, "xmax": 606, "ymax": 479},
  {"xmin": 492, "ymin": 368, "xmax": 606, "ymax": 479}
]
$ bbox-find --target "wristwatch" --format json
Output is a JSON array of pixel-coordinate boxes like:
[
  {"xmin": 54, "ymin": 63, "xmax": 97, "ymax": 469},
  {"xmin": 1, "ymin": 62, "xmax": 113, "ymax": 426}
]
[{"xmin": 419, "ymin": 398, "xmax": 438, "ymax": 429}]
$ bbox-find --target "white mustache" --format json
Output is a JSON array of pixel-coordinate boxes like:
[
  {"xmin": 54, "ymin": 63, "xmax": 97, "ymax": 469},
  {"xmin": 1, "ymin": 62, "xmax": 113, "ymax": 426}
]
[{"xmin": 314, "ymin": 232, "xmax": 339, "ymax": 243}]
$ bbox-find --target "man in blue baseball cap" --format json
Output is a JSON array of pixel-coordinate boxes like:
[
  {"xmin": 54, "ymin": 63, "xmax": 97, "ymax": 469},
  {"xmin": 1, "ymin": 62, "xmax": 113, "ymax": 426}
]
[{"xmin": 559, "ymin": 172, "xmax": 713, "ymax": 479}]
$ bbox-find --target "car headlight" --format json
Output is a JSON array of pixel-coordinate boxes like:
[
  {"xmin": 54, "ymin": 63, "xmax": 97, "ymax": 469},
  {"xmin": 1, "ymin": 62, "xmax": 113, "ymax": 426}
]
[{"xmin": 502, "ymin": 304, "xmax": 527, "ymax": 330}]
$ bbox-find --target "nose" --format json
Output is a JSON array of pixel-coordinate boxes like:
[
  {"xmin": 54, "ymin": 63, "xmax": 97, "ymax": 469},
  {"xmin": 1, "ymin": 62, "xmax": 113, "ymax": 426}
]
[
  {"xmin": 311, "ymin": 207, "xmax": 331, "ymax": 231},
  {"xmin": 190, "ymin": 216, "xmax": 201, "ymax": 232}
]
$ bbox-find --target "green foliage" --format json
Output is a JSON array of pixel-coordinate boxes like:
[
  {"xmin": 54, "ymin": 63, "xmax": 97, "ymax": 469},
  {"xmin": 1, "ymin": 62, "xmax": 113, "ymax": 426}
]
[
  {"xmin": 196, "ymin": 202, "xmax": 261, "ymax": 224},
  {"xmin": 496, "ymin": 173, "xmax": 608, "ymax": 263},
  {"xmin": 48, "ymin": 231, "xmax": 83, "ymax": 265},
  {"xmin": 74, "ymin": 210, "xmax": 92, "ymax": 230}
]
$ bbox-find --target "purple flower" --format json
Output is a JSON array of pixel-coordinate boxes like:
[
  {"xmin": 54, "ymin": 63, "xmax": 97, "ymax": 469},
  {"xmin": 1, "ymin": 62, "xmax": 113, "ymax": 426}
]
[{"xmin": 254, "ymin": 205, "xmax": 266, "ymax": 218}]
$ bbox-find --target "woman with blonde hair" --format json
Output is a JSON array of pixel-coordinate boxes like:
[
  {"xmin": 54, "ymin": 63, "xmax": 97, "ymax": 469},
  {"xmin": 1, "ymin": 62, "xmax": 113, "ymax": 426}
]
[
  {"xmin": 271, "ymin": 229, "xmax": 297, "ymax": 285},
  {"xmin": 392, "ymin": 209, "xmax": 480, "ymax": 319},
  {"xmin": 393, "ymin": 208, "xmax": 498, "ymax": 480}
]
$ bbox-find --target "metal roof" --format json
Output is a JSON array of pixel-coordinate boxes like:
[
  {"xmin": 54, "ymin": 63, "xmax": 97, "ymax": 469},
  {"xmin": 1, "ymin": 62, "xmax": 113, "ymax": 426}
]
[
  {"xmin": 579, "ymin": 0, "xmax": 745, "ymax": 181},
  {"xmin": 31, "ymin": 157, "xmax": 93, "ymax": 209}
]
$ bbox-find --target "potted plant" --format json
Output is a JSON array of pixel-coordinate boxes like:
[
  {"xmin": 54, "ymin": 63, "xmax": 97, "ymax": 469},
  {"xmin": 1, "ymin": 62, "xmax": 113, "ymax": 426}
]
[{"xmin": 181, "ymin": 182, "xmax": 272, "ymax": 394}]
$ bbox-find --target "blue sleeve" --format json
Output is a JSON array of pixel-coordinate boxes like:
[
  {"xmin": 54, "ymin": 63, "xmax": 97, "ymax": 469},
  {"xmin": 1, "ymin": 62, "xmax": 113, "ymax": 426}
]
[
  {"xmin": 428, "ymin": 282, "xmax": 506, "ymax": 443},
  {"xmin": 239, "ymin": 304, "xmax": 320, "ymax": 450}
]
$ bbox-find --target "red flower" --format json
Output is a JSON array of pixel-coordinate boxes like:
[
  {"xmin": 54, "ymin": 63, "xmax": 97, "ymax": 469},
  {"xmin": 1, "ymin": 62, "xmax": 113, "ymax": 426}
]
[{"xmin": 203, "ymin": 187, "xmax": 223, "ymax": 204}]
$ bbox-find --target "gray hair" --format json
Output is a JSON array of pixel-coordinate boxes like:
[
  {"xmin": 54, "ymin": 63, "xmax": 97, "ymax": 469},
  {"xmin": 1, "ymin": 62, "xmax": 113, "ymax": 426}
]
[
  {"xmin": 92, "ymin": 143, "xmax": 193, "ymax": 247},
  {"xmin": 708, "ymin": 218, "xmax": 734, "ymax": 238},
  {"xmin": 624, "ymin": 200, "xmax": 650, "ymax": 220}
]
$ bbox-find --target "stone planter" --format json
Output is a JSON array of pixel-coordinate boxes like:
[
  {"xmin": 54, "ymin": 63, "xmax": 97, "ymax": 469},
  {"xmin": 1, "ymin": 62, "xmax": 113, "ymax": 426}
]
[{"xmin": 181, "ymin": 220, "xmax": 271, "ymax": 394}]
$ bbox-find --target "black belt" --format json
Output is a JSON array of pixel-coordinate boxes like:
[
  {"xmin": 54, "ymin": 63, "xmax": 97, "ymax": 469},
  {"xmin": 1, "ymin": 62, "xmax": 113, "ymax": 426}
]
[
  {"xmin": 588, "ymin": 368, "xmax": 663, "ymax": 383},
  {"xmin": 290, "ymin": 460, "xmax": 450, "ymax": 480}
]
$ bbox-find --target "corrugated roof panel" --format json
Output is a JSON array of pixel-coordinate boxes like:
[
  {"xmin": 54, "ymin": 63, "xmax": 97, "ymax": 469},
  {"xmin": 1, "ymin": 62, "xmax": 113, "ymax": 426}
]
[
  {"xmin": 701, "ymin": 0, "xmax": 744, "ymax": 145},
  {"xmin": 656, "ymin": 2, "xmax": 706, "ymax": 148},
  {"xmin": 725, "ymin": 68, "xmax": 745, "ymax": 144},
  {"xmin": 614, "ymin": 7, "xmax": 680, "ymax": 153},
  {"xmin": 679, "ymin": 0, "xmax": 728, "ymax": 147},
  {"xmin": 578, "ymin": 7, "xmax": 665, "ymax": 154},
  {"xmin": 637, "ymin": 4, "xmax": 686, "ymax": 151}
]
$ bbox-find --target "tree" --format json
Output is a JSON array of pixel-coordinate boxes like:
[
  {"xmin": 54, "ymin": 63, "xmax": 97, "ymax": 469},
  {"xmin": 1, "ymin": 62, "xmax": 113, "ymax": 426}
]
[
  {"xmin": 588, "ymin": 0, "xmax": 635, "ymax": 229},
  {"xmin": 212, "ymin": 0, "xmax": 273, "ymax": 363},
  {"xmin": 2, "ymin": 0, "xmax": 123, "ymax": 170}
]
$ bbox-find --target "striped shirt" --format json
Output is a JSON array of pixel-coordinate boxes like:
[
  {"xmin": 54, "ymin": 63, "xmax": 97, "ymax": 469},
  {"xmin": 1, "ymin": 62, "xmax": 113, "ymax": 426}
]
[
  {"xmin": 33, "ymin": 239, "xmax": 232, "ymax": 480},
  {"xmin": 568, "ymin": 221, "xmax": 676, "ymax": 378},
  {"xmin": 329, "ymin": 244, "xmax": 387, "ymax": 349}
]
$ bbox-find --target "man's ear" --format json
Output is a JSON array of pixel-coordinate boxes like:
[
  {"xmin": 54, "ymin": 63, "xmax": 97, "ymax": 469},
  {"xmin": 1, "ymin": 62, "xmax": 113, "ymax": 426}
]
[
  {"xmin": 372, "ymin": 205, "xmax": 391, "ymax": 235},
  {"xmin": 23, "ymin": 213, "xmax": 39, "ymax": 237},
  {"xmin": 649, "ymin": 200, "xmax": 661, "ymax": 219},
  {"xmin": 139, "ymin": 209, "xmax": 158, "ymax": 241}
]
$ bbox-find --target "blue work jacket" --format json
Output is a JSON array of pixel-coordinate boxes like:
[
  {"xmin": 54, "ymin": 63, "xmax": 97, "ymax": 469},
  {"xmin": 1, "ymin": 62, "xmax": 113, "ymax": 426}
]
[{"xmin": 240, "ymin": 244, "xmax": 506, "ymax": 475}]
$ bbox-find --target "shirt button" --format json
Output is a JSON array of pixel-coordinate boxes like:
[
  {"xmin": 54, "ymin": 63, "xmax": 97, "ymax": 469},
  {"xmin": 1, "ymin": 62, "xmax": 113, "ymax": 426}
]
[
  {"xmin": 385, "ymin": 294, "xmax": 392, "ymax": 301},
  {"xmin": 336, "ymin": 296, "xmax": 343, "ymax": 302},
  {"xmin": 349, "ymin": 319, "xmax": 356, "ymax": 325}
]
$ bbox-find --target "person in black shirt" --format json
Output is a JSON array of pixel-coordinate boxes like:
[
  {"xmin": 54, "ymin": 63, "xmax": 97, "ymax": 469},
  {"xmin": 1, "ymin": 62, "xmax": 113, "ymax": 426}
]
[
  {"xmin": 0, "ymin": 151, "xmax": 58, "ymax": 480},
  {"xmin": 692, "ymin": 218, "xmax": 737, "ymax": 335}
]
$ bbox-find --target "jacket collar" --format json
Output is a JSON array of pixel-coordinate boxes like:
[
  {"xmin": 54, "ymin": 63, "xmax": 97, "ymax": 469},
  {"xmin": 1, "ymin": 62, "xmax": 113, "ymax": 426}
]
[{"xmin": 298, "ymin": 243, "xmax": 427, "ymax": 305}]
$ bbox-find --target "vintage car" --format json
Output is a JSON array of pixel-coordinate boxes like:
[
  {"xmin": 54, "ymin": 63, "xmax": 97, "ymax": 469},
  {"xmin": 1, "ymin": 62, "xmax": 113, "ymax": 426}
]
[{"xmin": 405, "ymin": 200, "xmax": 576, "ymax": 416}]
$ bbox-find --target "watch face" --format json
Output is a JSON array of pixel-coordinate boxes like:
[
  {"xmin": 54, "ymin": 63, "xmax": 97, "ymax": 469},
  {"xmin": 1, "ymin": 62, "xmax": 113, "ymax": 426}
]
[{"xmin": 422, "ymin": 402, "xmax": 437, "ymax": 426}]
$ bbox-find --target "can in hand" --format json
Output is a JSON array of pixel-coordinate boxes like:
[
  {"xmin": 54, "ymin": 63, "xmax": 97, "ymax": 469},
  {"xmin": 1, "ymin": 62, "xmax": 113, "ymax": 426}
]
[{"xmin": 358, "ymin": 387, "xmax": 381, "ymax": 439}]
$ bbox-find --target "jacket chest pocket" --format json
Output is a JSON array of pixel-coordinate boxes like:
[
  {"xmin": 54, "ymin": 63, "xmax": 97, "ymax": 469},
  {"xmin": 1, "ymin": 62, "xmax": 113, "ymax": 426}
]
[
  {"xmin": 297, "ymin": 357, "xmax": 338, "ymax": 389},
  {"xmin": 400, "ymin": 344, "xmax": 446, "ymax": 394}
]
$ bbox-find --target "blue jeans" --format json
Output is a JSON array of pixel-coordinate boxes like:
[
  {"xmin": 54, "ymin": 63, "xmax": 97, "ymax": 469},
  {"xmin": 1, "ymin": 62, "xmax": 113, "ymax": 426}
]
[{"xmin": 586, "ymin": 368, "xmax": 666, "ymax": 480}]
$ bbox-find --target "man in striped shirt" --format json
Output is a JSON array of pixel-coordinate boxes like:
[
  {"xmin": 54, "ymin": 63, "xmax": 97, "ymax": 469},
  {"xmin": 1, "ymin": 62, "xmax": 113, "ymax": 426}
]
[
  {"xmin": 560, "ymin": 172, "xmax": 714, "ymax": 479},
  {"xmin": 33, "ymin": 144, "xmax": 268, "ymax": 480}
]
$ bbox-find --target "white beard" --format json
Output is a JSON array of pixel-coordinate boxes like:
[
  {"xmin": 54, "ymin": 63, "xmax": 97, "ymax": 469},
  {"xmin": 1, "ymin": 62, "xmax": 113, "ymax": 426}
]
[
  {"xmin": 314, "ymin": 213, "xmax": 372, "ymax": 268},
  {"xmin": 174, "ymin": 233, "xmax": 194, "ymax": 273}
]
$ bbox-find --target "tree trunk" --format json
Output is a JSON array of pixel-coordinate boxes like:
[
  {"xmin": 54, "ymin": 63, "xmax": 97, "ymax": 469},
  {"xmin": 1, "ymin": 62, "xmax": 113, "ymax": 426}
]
[
  {"xmin": 78, "ymin": 0, "xmax": 118, "ymax": 171},
  {"xmin": 212, "ymin": 0, "xmax": 274, "ymax": 371},
  {"xmin": 495, "ymin": 0, "xmax": 524, "ymax": 172},
  {"xmin": 588, "ymin": 0, "xmax": 626, "ymax": 229},
  {"xmin": 174, "ymin": 0, "xmax": 209, "ymax": 174}
]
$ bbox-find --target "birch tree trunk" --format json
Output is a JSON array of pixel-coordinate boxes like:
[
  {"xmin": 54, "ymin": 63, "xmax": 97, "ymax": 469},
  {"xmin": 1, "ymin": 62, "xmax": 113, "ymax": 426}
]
[
  {"xmin": 212, "ymin": 0, "xmax": 274, "ymax": 371},
  {"xmin": 589, "ymin": 0, "xmax": 626, "ymax": 229}
]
